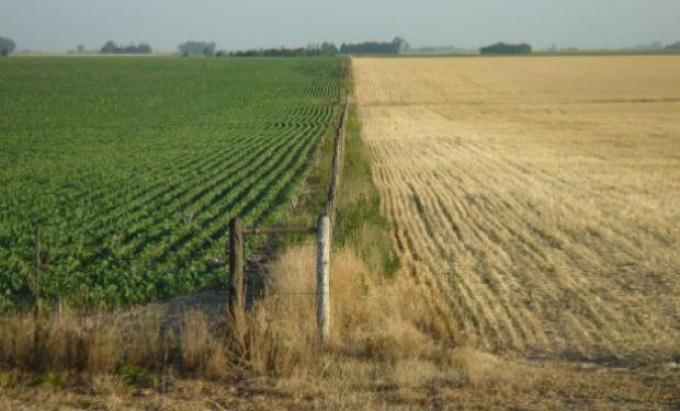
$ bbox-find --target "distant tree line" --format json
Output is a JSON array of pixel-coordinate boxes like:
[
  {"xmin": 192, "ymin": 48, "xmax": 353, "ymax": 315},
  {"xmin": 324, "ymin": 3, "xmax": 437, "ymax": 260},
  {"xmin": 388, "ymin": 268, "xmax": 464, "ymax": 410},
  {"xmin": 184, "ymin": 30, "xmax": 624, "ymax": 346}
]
[
  {"xmin": 225, "ymin": 42, "xmax": 338, "ymax": 57},
  {"xmin": 0, "ymin": 37, "xmax": 16, "ymax": 57},
  {"xmin": 100, "ymin": 41, "xmax": 152, "ymax": 54},
  {"xmin": 408, "ymin": 45, "xmax": 477, "ymax": 55},
  {"xmin": 339, "ymin": 37, "xmax": 408, "ymax": 55},
  {"xmin": 480, "ymin": 42, "xmax": 532, "ymax": 55},
  {"xmin": 666, "ymin": 41, "xmax": 680, "ymax": 51},
  {"xmin": 227, "ymin": 38, "xmax": 409, "ymax": 57},
  {"xmin": 178, "ymin": 41, "xmax": 216, "ymax": 57}
]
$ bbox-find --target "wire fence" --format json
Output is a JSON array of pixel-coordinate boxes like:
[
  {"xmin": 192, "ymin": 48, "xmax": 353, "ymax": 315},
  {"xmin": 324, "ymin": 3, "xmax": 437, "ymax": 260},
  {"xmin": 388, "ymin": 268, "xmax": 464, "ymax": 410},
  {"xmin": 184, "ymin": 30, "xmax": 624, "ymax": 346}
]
[{"xmin": 228, "ymin": 61, "xmax": 351, "ymax": 342}]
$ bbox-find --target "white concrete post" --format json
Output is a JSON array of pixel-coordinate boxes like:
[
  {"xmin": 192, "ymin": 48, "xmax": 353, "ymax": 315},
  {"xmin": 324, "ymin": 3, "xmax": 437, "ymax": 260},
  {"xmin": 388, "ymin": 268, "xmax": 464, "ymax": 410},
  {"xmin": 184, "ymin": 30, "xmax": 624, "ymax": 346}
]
[{"xmin": 317, "ymin": 215, "xmax": 331, "ymax": 344}]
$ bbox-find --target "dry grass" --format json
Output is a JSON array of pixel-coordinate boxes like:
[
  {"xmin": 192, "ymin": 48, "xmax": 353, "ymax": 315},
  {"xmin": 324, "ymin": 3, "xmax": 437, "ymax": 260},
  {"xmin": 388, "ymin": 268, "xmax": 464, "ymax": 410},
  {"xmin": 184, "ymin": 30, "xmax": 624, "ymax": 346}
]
[
  {"xmin": 2, "ymin": 245, "xmax": 679, "ymax": 409},
  {"xmin": 354, "ymin": 56, "xmax": 680, "ymax": 361}
]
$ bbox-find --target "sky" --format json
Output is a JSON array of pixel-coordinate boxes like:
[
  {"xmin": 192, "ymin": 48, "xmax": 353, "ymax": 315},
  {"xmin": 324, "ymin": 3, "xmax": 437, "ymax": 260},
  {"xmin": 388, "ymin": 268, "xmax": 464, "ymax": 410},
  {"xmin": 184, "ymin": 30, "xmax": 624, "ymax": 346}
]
[{"xmin": 1, "ymin": 0, "xmax": 680, "ymax": 52}]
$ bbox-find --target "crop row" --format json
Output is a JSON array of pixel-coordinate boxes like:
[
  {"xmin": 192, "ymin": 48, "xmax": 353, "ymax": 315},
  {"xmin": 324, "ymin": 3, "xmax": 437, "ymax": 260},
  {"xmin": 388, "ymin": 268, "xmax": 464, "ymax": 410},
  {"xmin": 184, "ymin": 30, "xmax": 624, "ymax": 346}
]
[{"xmin": 0, "ymin": 57, "xmax": 345, "ymax": 308}]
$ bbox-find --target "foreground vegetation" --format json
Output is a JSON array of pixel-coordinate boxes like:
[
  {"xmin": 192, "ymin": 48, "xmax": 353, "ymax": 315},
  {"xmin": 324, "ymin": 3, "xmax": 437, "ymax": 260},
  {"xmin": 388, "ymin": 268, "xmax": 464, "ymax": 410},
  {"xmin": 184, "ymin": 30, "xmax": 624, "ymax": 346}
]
[{"xmin": 0, "ymin": 56, "xmax": 345, "ymax": 309}]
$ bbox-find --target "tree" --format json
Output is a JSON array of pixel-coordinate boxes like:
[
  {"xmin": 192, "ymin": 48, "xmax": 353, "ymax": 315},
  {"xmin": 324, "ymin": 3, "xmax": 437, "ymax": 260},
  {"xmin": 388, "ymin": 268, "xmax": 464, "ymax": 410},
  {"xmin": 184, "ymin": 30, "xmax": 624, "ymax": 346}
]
[
  {"xmin": 226, "ymin": 42, "xmax": 339, "ymax": 58},
  {"xmin": 339, "ymin": 38, "xmax": 408, "ymax": 55},
  {"xmin": 203, "ymin": 42, "xmax": 216, "ymax": 57},
  {"xmin": 666, "ymin": 41, "xmax": 680, "ymax": 51},
  {"xmin": 76, "ymin": 45, "xmax": 85, "ymax": 54},
  {"xmin": 134, "ymin": 43, "xmax": 152, "ymax": 54},
  {"xmin": 393, "ymin": 37, "xmax": 410, "ymax": 53},
  {"xmin": 480, "ymin": 42, "xmax": 532, "ymax": 55},
  {"xmin": 0, "ymin": 37, "xmax": 17, "ymax": 57},
  {"xmin": 320, "ymin": 42, "xmax": 338, "ymax": 55},
  {"xmin": 100, "ymin": 41, "xmax": 152, "ymax": 54},
  {"xmin": 178, "ymin": 41, "xmax": 216, "ymax": 57},
  {"xmin": 100, "ymin": 40, "xmax": 117, "ymax": 54}
]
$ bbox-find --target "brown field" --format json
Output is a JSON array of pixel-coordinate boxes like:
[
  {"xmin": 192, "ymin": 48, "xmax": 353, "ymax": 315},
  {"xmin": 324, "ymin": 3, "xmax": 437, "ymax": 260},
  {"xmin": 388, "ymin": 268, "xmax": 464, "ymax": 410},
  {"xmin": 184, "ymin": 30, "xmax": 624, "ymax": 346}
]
[{"xmin": 354, "ymin": 56, "xmax": 680, "ymax": 361}]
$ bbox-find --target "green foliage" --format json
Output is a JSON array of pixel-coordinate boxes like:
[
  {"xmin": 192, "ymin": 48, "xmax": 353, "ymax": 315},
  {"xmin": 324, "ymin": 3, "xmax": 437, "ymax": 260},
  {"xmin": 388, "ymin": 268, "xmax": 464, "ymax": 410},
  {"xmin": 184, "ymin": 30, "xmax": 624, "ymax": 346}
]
[
  {"xmin": 340, "ymin": 37, "xmax": 408, "ymax": 55},
  {"xmin": 0, "ymin": 37, "xmax": 16, "ymax": 57},
  {"xmin": 666, "ymin": 41, "xmax": 680, "ymax": 51},
  {"xmin": 178, "ymin": 41, "xmax": 215, "ymax": 57},
  {"xmin": 33, "ymin": 371, "xmax": 69, "ymax": 388},
  {"xmin": 480, "ymin": 42, "xmax": 532, "ymax": 55},
  {"xmin": 0, "ymin": 57, "xmax": 345, "ymax": 309},
  {"xmin": 334, "ymin": 109, "xmax": 400, "ymax": 277},
  {"xmin": 100, "ymin": 41, "xmax": 152, "ymax": 54},
  {"xmin": 120, "ymin": 364, "xmax": 154, "ymax": 387},
  {"xmin": 228, "ymin": 42, "xmax": 338, "ymax": 57},
  {"xmin": 0, "ymin": 371, "xmax": 16, "ymax": 388}
]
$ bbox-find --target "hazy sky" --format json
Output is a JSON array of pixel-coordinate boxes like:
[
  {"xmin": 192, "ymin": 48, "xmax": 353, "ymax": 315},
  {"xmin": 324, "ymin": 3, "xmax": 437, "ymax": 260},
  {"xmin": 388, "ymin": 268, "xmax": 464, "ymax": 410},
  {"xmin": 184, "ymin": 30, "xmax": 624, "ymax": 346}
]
[{"xmin": 2, "ymin": 0, "xmax": 680, "ymax": 52}]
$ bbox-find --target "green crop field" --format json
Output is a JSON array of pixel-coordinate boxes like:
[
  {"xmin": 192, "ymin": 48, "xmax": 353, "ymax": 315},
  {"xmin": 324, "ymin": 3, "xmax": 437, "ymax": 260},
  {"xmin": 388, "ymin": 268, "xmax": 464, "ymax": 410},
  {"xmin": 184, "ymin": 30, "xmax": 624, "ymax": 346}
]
[{"xmin": 0, "ymin": 56, "xmax": 345, "ymax": 308}]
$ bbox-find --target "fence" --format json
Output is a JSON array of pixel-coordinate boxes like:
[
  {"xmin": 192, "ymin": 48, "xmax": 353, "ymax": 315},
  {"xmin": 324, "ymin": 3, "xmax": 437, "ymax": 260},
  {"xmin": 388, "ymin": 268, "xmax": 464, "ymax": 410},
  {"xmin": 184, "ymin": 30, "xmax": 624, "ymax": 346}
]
[{"xmin": 227, "ymin": 89, "xmax": 350, "ymax": 344}]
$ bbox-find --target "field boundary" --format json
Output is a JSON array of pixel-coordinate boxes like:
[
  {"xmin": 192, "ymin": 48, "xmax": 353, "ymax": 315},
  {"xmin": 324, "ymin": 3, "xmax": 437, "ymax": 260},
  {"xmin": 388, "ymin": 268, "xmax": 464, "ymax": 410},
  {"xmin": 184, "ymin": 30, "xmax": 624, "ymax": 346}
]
[{"xmin": 226, "ymin": 59, "xmax": 351, "ymax": 322}]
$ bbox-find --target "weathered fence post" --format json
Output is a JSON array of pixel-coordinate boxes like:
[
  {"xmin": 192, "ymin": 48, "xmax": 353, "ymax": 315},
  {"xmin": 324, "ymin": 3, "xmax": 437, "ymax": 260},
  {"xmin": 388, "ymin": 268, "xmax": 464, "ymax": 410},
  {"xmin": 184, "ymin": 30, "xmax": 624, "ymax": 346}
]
[
  {"xmin": 32, "ymin": 224, "xmax": 43, "ymax": 366},
  {"xmin": 229, "ymin": 217, "xmax": 244, "ymax": 312},
  {"xmin": 34, "ymin": 224, "xmax": 42, "ymax": 300},
  {"xmin": 317, "ymin": 214, "xmax": 331, "ymax": 344}
]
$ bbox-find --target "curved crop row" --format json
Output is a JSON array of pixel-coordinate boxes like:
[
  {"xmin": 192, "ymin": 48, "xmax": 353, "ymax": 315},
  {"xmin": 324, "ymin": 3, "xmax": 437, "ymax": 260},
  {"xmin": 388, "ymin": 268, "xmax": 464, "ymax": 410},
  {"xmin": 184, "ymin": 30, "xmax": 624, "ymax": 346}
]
[{"xmin": 0, "ymin": 57, "xmax": 345, "ymax": 308}]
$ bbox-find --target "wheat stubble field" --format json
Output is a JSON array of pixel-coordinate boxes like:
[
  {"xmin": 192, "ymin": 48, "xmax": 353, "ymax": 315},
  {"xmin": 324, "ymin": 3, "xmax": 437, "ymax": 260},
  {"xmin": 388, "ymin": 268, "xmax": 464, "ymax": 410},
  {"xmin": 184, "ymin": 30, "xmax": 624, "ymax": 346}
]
[{"xmin": 354, "ymin": 56, "xmax": 680, "ymax": 362}]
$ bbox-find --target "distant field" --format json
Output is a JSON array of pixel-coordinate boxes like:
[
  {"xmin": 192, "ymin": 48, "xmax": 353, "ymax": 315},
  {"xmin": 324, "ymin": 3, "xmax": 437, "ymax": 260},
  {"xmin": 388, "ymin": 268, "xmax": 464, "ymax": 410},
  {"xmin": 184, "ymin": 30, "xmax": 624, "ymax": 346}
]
[
  {"xmin": 354, "ymin": 56, "xmax": 680, "ymax": 361},
  {"xmin": 0, "ymin": 57, "xmax": 344, "ymax": 308}
]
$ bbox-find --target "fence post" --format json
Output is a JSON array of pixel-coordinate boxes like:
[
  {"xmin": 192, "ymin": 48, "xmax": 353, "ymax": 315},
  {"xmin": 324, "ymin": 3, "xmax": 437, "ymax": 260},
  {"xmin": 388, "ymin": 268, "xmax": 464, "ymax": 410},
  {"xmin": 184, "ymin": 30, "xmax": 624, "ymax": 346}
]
[
  {"xmin": 229, "ymin": 217, "xmax": 244, "ymax": 312},
  {"xmin": 32, "ymin": 224, "xmax": 43, "ymax": 366},
  {"xmin": 317, "ymin": 215, "xmax": 331, "ymax": 344},
  {"xmin": 33, "ymin": 224, "xmax": 42, "ymax": 301}
]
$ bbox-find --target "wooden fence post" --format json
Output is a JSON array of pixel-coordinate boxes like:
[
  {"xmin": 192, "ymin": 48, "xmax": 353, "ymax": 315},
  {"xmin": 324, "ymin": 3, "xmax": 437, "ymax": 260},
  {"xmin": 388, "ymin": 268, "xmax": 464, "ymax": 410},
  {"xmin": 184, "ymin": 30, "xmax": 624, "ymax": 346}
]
[
  {"xmin": 32, "ymin": 224, "xmax": 43, "ymax": 366},
  {"xmin": 317, "ymin": 215, "xmax": 331, "ymax": 344},
  {"xmin": 229, "ymin": 217, "xmax": 244, "ymax": 312},
  {"xmin": 33, "ymin": 224, "xmax": 42, "ymax": 301}
]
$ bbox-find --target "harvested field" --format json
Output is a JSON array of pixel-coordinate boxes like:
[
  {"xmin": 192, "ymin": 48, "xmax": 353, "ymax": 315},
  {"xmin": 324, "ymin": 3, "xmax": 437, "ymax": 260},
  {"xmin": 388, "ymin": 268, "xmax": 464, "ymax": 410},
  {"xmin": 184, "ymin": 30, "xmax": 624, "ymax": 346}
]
[{"xmin": 353, "ymin": 56, "xmax": 680, "ymax": 362}]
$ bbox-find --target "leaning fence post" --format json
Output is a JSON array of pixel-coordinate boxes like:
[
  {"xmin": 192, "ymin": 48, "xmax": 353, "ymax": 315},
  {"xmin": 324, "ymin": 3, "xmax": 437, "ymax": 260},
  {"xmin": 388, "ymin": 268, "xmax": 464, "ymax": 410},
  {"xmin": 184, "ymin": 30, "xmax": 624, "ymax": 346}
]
[
  {"xmin": 229, "ymin": 217, "xmax": 244, "ymax": 312},
  {"xmin": 317, "ymin": 214, "xmax": 331, "ymax": 344}
]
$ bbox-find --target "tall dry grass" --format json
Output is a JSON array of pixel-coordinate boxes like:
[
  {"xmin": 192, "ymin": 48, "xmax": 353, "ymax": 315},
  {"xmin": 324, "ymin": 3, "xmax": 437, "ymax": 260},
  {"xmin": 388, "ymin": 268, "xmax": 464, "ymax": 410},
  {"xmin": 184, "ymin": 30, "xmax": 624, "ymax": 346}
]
[{"xmin": 0, "ymin": 244, "xmax": 463, "ymax": 382}]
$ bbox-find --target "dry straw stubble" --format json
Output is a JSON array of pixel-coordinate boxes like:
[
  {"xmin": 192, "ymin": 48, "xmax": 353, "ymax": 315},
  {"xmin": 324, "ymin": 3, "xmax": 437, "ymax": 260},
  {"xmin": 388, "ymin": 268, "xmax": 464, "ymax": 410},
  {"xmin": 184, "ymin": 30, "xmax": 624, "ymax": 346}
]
[{"xmin": 354, "ymin": 55, "xmax": 680, "ymax": 361}]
